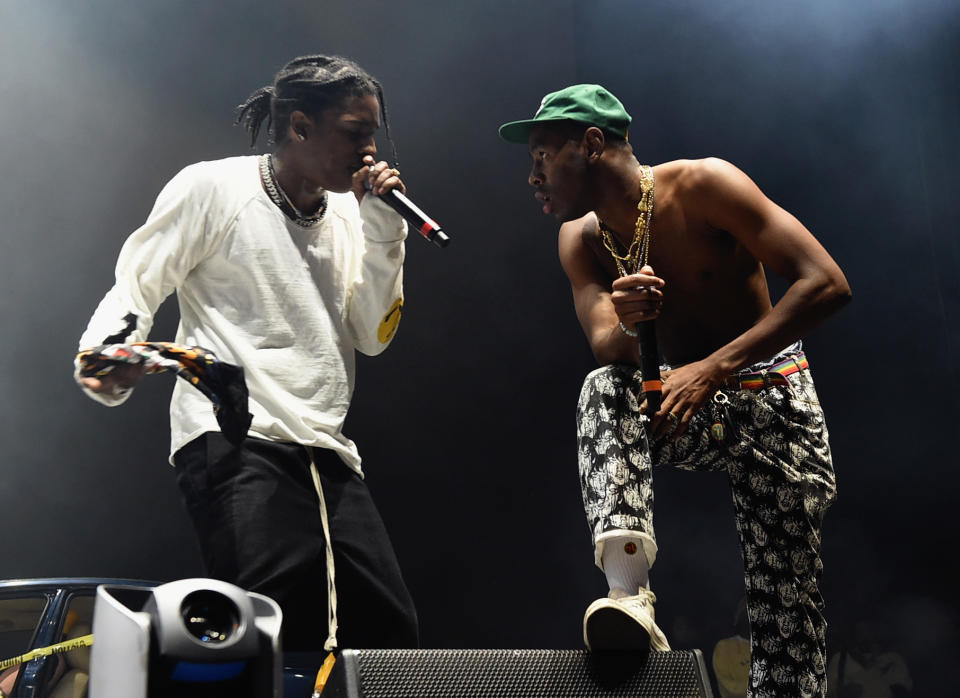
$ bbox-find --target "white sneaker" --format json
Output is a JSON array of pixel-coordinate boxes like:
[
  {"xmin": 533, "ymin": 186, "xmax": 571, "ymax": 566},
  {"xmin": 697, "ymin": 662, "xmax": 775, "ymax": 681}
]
[{"xmin": 583, "ymin": 588, "xmax": 671, "ymax": 652}]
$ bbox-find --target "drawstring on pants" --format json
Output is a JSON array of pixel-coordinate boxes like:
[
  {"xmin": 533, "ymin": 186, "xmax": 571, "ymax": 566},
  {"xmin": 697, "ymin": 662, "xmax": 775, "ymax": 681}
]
[{"xmin": 308, "ymin": 448, "xmax": 338, "ymax": 652}]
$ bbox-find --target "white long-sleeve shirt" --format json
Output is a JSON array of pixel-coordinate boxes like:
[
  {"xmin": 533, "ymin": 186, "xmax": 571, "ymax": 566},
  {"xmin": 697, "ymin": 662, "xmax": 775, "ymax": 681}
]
[{"xmin": 76, "ymin": 155, "xmax": 406, "ymax": 474}]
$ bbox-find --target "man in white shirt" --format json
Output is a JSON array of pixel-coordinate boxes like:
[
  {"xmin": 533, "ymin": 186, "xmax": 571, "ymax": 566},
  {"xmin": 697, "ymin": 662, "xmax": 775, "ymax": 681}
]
[{"xmin": 76, "ymin": 55, "xmax": 417, "ymax": 652}]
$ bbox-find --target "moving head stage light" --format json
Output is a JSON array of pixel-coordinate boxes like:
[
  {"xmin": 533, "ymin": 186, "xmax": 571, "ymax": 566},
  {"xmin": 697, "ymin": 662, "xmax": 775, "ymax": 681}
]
[{"xmin": 89, "ymin": 578, "xmax": 282, "ymax": 698}]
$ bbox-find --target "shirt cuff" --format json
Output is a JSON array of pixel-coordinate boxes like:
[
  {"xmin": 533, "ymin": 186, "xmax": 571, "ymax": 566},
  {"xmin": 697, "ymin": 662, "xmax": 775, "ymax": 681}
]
[{"xmin": 73, "ymin": 356, "xmax": 133, "ymax": 407}]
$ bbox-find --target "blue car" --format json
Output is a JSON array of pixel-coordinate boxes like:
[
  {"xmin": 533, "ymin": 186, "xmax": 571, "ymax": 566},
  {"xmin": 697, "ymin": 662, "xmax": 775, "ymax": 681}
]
[{"xmin": 0, "ymin": 578, "xmax": 319, "ymax": 698}]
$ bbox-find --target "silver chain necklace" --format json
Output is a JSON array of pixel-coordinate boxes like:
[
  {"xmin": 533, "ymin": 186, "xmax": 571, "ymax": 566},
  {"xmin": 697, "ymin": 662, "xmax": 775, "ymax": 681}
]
[{"xmin": 259, "ymin": 154, "xmax": 327, "ymax": 228}]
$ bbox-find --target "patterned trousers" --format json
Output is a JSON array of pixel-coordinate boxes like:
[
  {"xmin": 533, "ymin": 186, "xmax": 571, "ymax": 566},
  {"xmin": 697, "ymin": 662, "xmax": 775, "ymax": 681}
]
[{"xmin": 577, "ymin": 351, "xmax": 836, "ymax": 698}]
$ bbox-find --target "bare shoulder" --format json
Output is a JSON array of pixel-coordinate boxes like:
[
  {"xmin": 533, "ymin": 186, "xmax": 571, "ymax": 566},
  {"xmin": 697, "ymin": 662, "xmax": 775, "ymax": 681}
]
[
  {"xmin": 657, "ymin": 157, "xmax": 773, "ymax": 229},
  {"xmin": 558, "ymin": 212, "xmax": 605, "ymax": 280},
  {"xmin": 655, "ymin": 157, "xmax": 752, "ymax": 193},
  {"xmin": 558, "ymin": 212, "xmax": 598, "ymax": 259}
]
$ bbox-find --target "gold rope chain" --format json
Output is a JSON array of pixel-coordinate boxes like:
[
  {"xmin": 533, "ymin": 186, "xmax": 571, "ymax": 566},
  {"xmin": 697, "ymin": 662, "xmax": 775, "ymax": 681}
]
[{"xmin": 598, "ymin": 164, "xmax": 655, "ymax": 277}]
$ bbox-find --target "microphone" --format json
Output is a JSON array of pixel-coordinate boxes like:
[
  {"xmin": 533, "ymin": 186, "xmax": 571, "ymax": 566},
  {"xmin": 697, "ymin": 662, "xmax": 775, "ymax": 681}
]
[
  {"xmin": 637, "ymin": 320, "xmax": 662, "ymax": 416},
  {"xmin": 378, "ymin": 189, "xmax": 450, "ymax": 248}
]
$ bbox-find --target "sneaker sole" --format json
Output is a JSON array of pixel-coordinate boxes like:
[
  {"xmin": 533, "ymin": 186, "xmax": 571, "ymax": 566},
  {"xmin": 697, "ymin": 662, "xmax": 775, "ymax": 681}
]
[{"xmin": 585, "ymin": 605, "xmax": 653, "ymax": 652}]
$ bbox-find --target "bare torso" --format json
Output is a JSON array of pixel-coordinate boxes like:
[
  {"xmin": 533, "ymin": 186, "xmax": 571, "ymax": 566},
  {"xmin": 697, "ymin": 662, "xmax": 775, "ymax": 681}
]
[{"xmin": 574, "ymin": 159, "xmax": 774, "ymax": 364}]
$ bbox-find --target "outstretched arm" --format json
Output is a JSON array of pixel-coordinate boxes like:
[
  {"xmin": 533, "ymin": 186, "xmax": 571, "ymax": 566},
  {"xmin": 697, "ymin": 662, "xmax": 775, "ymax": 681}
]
[
  {"xmin": 75, "ymin": 164, "xmax": 219, "ymax": 404},
  {"xmin": 654, "ymin": 158, "xmax": 851, "ymax": 437}
]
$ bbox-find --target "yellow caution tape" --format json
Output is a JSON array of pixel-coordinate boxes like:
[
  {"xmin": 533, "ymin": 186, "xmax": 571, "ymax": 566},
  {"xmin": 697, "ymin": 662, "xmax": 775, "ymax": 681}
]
[
  {"xmin": 0, "ymin": 634, "xmax": 93, "ymax": 671},
  {"xmin": 311, "ymin": 651, "xmax": 337, "ymax": 696}
]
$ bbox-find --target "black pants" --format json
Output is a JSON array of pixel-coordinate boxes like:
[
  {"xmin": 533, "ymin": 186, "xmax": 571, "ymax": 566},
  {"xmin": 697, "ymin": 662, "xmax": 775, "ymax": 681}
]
[{"xmin": 173, "ymin": 432, "xmax": 419, "ymax": 651}]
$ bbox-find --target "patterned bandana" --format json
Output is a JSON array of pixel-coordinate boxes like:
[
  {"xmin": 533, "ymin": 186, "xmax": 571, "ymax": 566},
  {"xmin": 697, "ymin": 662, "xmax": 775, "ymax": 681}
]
[{"xmin": 77, "ymin": 342, "xmax": 252, "ymax": 444}]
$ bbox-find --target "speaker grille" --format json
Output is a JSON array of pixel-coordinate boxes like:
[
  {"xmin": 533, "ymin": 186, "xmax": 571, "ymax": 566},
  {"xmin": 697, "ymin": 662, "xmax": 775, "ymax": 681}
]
[{"xmin": 332, "ymin": 649, "xmax": 712, "ymax": 697}]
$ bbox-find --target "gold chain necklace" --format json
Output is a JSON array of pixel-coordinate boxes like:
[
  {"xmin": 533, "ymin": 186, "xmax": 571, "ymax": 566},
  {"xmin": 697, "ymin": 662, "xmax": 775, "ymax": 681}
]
[{"xmin": 598, "ymin": 165, "xmax": 654, "ymax": 277}]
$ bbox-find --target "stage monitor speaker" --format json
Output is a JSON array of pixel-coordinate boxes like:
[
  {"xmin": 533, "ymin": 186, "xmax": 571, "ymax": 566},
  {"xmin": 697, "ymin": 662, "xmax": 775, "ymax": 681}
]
[{"xmin": 321, "ymin": 648, "xmax": 713, "ymax": 697}]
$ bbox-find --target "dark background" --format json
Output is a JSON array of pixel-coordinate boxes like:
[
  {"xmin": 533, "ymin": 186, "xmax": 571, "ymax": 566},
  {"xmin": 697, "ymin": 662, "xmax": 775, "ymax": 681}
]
[{"xmin": 1, "ymin": 0, "xmax": 957, "ymax": 694}]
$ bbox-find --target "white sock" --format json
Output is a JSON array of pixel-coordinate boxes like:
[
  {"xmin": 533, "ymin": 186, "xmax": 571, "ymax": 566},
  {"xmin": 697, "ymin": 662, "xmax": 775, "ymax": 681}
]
[{"xmin": 602, "ymin": 537, "xmax": 650, "ymax": 595}]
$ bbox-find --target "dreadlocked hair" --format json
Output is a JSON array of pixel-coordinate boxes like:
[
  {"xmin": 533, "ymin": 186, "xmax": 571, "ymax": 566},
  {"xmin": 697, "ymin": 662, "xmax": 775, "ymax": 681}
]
[{"xmin": 235, "ymin": 54, "xmax": 398, "ymax": 164}]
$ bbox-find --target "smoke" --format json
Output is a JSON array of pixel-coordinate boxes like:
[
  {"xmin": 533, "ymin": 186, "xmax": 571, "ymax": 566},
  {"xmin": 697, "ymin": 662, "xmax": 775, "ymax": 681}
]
[{"xmin": 0, "ymin": 3, "xmax": 956, "ymax": 685}]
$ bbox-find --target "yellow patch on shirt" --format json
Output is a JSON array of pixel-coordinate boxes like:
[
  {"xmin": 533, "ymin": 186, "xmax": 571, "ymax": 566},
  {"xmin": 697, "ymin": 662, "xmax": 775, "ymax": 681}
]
[{"xmin": 377, "ymin": 298, "xmax": 403, "ymax": 343}]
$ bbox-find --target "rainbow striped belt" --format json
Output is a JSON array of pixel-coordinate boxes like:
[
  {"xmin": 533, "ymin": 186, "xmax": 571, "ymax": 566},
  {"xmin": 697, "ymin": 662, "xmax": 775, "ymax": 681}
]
[{"xmin": 723, "ymin": 353, "xmax": 809, "ymax": 391}]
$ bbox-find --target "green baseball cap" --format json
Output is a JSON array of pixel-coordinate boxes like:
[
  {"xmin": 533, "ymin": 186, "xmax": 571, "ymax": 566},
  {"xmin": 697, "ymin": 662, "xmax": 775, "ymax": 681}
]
[{"xmin": 498, "ymin": 84, "xmax": 632, "ymax": 144}]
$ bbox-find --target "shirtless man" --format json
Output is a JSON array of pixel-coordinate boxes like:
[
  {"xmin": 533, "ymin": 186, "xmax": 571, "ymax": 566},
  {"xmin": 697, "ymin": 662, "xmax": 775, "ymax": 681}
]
[{"xmin": 499, "ymin": 85, "xmax": 850, "ymax": 697}]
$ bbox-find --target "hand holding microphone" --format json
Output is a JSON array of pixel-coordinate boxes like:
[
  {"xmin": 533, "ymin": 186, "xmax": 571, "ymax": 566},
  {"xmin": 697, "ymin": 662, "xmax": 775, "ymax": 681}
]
[
  {"xmin": 360, "ymin": 157, "xmax": 450, "ymax": 248},
  {"xmin": 611, "ymin": 265, "xmax": 665, "ymax": 416}
]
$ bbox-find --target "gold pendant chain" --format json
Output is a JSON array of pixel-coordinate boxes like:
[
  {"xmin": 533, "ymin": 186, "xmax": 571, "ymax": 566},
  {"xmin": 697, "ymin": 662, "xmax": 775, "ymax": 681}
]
[{"xmin": 598, "ymin": 164, "xmax": 654, "ymax": 277}]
